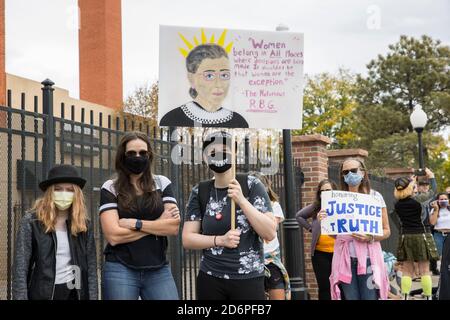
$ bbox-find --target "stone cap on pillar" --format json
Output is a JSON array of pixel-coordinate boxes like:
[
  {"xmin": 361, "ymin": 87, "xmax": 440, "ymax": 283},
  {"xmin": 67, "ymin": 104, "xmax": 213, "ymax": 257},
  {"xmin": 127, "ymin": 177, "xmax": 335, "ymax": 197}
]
[
  {"xmin": 327, "ymin": 148, "xmax": 368, "ymax": 165},
  {"xmin": 290, "ymin": 134, "xmax": 332, "ymax": 146},
  {"xmin": 384, "ymin": 167, "xmax": 414, "ymax": 180}
]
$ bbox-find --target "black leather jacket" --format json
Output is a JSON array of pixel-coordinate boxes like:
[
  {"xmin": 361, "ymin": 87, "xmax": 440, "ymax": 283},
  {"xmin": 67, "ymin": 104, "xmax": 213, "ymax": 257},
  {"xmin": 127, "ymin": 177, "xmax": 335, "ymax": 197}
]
[{"xmin": 12, "ymin": 212, "xmax": 98, "ymax": 300}]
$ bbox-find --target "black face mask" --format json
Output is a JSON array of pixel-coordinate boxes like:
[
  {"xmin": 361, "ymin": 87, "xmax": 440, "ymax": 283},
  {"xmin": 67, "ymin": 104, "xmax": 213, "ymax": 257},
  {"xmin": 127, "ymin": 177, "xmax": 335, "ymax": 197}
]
[
  {"xmin": 124, "ymin": 156, "xmax": 149, "ymax": 175},
  {"xmin": 207, "ymin": 152, "xmax": 232, "ymax": 173}
]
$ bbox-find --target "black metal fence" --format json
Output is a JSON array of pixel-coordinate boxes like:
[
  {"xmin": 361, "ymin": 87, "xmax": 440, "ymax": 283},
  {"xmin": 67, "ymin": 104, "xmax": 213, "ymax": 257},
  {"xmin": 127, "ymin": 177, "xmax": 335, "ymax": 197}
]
[
  {"xmin": 0, "ymin": 83, "xmax": 304, "ymax": 300},
  {"xmin": 328, "ymin": 164, "xmax": 399, "ymax": 254},
  {"xmin": 0, "ymin": 81, "xmax": 399, "ymax": 300}
]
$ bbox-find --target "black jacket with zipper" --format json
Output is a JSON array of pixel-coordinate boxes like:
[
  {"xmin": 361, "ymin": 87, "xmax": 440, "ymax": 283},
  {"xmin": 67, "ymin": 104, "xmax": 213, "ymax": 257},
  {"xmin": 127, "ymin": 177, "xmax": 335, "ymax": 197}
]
[{"xmin": 12, "ymin": 212, "xmax": 98, "ymax": 300}]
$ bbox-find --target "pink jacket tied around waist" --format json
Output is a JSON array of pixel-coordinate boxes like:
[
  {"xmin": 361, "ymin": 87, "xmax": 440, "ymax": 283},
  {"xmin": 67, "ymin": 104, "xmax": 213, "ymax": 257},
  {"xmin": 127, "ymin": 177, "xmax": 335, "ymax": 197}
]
[{"xmin": 330, "ymin": 234, "xmax": 389, "ymax": 300}]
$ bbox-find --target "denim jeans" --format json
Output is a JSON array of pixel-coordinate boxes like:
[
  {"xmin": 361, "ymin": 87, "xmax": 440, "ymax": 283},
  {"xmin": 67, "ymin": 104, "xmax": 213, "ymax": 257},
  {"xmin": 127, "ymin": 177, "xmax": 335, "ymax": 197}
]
[
  {"xmin": 102, "ymin": 261, "xmax": 179, "ymax": 300},
  {"xmin": 340, "ymin": 258, "xmax": 378, "ymax": 300},
  {"xmin": 433, "ymin": 231, "xmax": 448, "ymax": 257}
]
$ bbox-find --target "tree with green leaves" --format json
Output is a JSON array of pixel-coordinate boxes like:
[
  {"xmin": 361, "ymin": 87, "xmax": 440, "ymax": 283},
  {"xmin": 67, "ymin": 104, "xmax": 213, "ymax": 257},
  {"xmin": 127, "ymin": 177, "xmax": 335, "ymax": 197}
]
[
  {"xmin": 353, "ymin": 35, "xmax": 450, "ymax": 187},
  {"xmin": 294, "ymin": 69, "xmax": 359, "ymax": 148},
  {"xmin": 355, "ymin": 35, "xmax": 449, "ymax": 143}
]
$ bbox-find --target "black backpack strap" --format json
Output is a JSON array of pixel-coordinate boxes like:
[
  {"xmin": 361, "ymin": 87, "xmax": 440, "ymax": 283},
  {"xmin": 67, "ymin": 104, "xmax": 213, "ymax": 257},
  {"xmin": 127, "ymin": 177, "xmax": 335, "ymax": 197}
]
[
  {"xmin": 198, "ymin": 179, "xmax": 214, "ymax": 220},
  {"xmin": 236, "ymin": 173, "xmax": 250, "ymax": 199}
]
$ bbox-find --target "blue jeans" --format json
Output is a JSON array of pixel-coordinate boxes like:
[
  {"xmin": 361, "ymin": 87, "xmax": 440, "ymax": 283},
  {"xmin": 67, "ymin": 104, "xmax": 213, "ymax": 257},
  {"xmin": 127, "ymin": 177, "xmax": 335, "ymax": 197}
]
[
  {"xmin": 340, "ymin": 258, "xmax": 378, "ymax": 300},
  {"xmin": 433, "ymin": 231, "xmax": 448, "ymax": 257},
  {"xmin": 102, "ymin": 261, "xmax": 179, "ymax": 300}
]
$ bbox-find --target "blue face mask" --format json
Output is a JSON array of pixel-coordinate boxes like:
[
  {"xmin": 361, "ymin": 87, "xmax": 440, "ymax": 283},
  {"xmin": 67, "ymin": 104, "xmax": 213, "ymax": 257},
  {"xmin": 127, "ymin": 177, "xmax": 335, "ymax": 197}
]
[
  {"xmin": 439, "ymin": 200, "xmax": 449, "ymax": 208},
  {"xmin": 344, "ymin": 171, "xmax": 363, "ymax": 187}
]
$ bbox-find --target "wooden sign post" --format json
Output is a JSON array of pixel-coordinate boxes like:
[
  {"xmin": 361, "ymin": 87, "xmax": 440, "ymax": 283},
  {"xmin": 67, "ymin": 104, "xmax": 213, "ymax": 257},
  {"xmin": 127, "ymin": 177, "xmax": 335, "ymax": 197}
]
[{"xmin": 231, "ymin": 132, "xmax": 236, "ymax": 230}]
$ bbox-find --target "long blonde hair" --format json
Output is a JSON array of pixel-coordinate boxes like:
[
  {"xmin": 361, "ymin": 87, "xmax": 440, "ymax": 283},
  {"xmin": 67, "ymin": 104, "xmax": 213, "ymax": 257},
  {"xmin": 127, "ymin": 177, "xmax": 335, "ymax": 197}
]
[
  {"xmin": 394, "ymin": 181, "xmax": 415, "ymax": 200},
  {"xmin": 31, "ymin": 184, "xmax": 88, "ymax": 235}
]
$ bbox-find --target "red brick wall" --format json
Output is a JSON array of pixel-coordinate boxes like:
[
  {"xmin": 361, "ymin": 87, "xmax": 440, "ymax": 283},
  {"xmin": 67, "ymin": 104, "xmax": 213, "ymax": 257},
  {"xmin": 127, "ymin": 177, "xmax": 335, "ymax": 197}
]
[
  {"xmin": 292, "ymin": 135, "xmax": 331, "ymax": 300},
  {"xmin": 78, "ymin": 0, "xmax": 123, "ymax": 109}
]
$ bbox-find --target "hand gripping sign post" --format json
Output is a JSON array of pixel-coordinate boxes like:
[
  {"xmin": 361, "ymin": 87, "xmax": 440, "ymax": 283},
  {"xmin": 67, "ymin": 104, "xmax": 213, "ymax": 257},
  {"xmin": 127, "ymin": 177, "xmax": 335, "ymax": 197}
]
[
  {"xmin": 158, "ymin": 25, "xmax": 304, "ymax": 230},
  {"xmin": 320, "ymin": 191, "xmax": 384, "ymax": 236}
]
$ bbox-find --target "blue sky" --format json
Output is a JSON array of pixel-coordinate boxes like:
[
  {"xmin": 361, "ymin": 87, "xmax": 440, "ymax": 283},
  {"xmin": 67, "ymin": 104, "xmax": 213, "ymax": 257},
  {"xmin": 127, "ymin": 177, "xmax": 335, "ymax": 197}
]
[{"xmin": 5, "ymin": 0, "xmax": 449, "ymax": 105}]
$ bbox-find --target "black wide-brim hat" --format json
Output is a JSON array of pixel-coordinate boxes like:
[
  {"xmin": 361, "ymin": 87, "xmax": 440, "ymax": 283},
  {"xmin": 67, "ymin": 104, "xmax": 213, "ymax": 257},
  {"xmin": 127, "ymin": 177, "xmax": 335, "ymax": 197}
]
[{"xmin": 39, "ymin": 164, "xmax": 86, "ymax": 191}]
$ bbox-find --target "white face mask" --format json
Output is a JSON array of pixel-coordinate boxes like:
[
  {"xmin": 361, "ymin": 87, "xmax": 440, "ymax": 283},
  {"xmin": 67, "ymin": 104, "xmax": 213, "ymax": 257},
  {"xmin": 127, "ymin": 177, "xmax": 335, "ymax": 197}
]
[{"xmin": 53, "ymin": 191, "xmax": 74, "ymax": 210}]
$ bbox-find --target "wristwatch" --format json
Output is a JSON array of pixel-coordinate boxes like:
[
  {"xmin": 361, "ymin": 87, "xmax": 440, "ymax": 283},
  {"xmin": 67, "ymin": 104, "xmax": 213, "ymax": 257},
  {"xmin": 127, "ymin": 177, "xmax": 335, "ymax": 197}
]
[{"xmin": 135, "ymin": 219, "xmax": 143, "ymax": 231}]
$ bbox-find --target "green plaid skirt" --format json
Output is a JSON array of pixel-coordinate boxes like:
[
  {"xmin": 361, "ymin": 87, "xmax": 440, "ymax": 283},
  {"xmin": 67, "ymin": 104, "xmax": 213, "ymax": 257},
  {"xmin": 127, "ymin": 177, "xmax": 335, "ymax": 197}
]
[{"xmin": 397, "ymin": 233, "xmax": 439, "ymax": 262}]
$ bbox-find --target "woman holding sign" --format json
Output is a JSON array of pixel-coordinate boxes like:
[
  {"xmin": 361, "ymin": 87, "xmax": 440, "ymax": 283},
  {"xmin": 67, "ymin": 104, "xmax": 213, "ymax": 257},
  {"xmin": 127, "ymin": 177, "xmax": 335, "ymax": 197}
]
[
  {"xmin": 182, "ymin": 131, "xmax": 276, "ymax": 300},
  {"xmin": 394, "ymin": 177, "xmax": 439, "ymax": 300},
  {"xmin": 320, "ymin": 159, "xmax": 391, "ymax": 300}
]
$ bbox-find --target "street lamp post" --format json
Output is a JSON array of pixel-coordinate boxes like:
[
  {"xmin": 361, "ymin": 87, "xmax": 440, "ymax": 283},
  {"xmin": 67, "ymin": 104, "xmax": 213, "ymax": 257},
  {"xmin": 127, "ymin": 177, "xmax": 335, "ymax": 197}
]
[
  {"xmin": 409, "ymin": 104, "xmax": 428, "ymax": 174},
  {"xmin": 276, "ymin": 24, "xmax": 308, "ymax": 300}
]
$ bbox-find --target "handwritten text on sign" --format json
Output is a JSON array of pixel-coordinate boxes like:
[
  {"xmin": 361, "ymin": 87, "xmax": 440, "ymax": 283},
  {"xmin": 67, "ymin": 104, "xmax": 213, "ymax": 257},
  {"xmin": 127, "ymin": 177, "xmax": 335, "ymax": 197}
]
[
  {"xmin": 233, "ymin": 37, "xmax": 303, "ymax": 114},
  {"xmin": 320, "ymin": 191, "xmax": 384, "ymax": 236}
]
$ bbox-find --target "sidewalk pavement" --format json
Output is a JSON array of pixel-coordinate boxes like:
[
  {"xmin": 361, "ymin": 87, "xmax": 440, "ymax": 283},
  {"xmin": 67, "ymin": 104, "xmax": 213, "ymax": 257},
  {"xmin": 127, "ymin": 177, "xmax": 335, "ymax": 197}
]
[{"xmin": 388, "ymin": 274, "xmax": 440, "ymax": 300}]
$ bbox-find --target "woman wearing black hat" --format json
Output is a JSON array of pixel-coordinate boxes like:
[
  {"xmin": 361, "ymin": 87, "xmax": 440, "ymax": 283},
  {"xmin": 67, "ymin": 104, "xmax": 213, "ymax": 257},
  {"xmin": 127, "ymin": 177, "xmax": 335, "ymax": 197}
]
[
  {"xmin": 182, "ymin": 131, "xmax": 277, "ymax": 300},
  {"xmin": 12, "ymin": 164, "xmax": 98, "ymax": 300}
]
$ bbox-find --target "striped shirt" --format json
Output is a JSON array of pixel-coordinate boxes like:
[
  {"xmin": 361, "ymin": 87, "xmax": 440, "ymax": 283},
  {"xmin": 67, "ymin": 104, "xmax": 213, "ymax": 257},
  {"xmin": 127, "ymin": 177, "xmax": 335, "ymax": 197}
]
[{"xmin": 99, "ymin": 175, "xmax": 177, "ymax": 269}]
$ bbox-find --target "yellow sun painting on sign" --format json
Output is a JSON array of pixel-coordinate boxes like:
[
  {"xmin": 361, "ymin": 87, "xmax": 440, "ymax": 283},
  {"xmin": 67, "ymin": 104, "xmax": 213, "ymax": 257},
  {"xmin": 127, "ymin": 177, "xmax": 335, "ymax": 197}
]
[{"xmin": 160, "ymin": 28, "xmax": 248, "ymax": 128}]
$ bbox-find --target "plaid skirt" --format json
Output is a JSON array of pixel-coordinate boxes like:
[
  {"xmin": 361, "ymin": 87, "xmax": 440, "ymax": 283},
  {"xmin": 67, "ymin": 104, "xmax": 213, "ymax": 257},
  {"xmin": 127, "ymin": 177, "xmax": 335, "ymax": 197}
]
[{"xmin": 397, "ymin": 232, "xmax": 439, "ymax": 262}]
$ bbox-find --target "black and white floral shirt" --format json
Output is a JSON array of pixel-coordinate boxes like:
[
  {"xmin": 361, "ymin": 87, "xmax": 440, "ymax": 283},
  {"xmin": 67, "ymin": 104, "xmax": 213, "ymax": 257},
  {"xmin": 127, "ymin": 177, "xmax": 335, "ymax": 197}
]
[{"xmin": 185, "ymin": 175, "xmax": 273, "ymax": 279}]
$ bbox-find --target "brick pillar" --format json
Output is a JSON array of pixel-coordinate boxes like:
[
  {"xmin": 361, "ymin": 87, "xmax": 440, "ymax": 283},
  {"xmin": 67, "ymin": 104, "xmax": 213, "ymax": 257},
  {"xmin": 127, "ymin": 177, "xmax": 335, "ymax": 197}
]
[
  {"xmin": 326, "ymin": 148, "xmax": 368, "ymax": 166},
  {"xmin": 384, "ymin": 168, "xmax": 414, "ymax": 180},
  {"xmin": 292, "ymin": 134, "xmax": 331, "ymax": 300},
  {"xmin": 78, "ymin": 0, "xmax": 123, "ymax": 109}
]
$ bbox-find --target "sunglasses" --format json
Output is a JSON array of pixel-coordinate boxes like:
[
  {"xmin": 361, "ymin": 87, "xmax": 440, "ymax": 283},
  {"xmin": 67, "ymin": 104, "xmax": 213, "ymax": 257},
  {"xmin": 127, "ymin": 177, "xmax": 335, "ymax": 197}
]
[
  {"xmin": 342, "ymin": 168, "xmax": 361, "ymax": 175},
  {"xmin": 125, "ymin": 150, "xmax": 149, "ymax": 158},
  {"xmin": 320, "ymin": 189, "xmax": 332, "ymax": 192}
]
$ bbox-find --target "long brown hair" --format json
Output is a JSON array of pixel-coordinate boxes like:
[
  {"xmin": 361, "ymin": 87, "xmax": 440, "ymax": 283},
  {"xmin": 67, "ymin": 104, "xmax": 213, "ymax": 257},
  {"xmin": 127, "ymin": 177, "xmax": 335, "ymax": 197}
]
[
  {"xmin": 114, "ymin": 131, "xmax": 161, "ymax": 212},
  {"xmin": 312, "ymin": 179, "xmax": 338, "ymax": 217},
  {"xmin": 339, "ymin": 158, "xmax": 371, "ymax": 194},
  {"xmin": 31, "ymin": 184, "xmax": 88, "ymax": 236},
  {"xmin": 250, "ymin": 172, "xmax": 279, "ymax": 202}
]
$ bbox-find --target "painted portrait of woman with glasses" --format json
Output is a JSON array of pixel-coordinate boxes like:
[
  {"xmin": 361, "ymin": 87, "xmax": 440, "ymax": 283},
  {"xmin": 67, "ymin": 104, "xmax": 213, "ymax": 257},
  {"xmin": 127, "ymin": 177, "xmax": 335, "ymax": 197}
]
[{"xmin": 160, "ymin": 43, "xmax": 249, "ymax": 128}]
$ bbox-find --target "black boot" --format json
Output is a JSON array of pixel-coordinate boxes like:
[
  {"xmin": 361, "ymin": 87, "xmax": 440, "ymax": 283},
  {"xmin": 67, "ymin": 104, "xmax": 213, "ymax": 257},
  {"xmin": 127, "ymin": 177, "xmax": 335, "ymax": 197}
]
[{"xmin": 430, "ymin": 259, "xmax": 440, "ymax": 275}]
